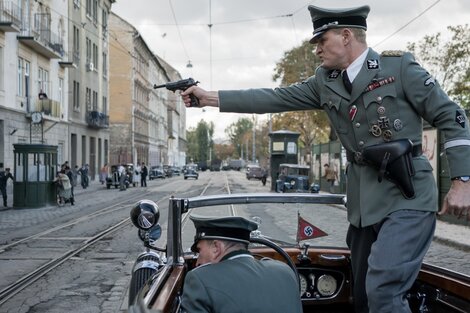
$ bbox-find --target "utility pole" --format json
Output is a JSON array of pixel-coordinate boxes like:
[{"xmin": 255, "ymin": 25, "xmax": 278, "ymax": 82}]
[{"xmin": 252, "ymin": 115, "xmax": 256, "ymax": 163}]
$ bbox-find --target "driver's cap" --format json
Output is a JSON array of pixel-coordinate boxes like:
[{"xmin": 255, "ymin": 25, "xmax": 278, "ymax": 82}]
[{"xmin": 190, "ymin": 214, "xmax": 258, "ymax": 252}]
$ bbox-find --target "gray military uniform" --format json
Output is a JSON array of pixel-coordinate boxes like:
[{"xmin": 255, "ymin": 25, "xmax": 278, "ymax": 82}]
[
  {"xmin": 180, "ymin": 250, "xmax": 302, "ymax": 313},
  {"xmin": 218, "ymin": 47, "xmax": 470, "ymax": 312},
  {"xmin": 219, "ymin": 48, "xmax": 470, "ymax": 227}
]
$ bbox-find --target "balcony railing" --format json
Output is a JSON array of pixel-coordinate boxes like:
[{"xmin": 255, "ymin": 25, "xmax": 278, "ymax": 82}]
[
  {"xmin": 0, "ymin": 1, "xmax": 21, "ymax": 32},
  {"xmin": 86, "ymin": 110, "xmax": 109, "ymax": 129},
  {"xmin": 17, "ymin": 13, "xmax": 63, "ymax": 58},
  {"xmin": 59, "ymin": 50, "xmax": 79, "ymax": 68},
  {"xmin": 35, "ymin": 98, "xmax": 61, "ymax": 119}
]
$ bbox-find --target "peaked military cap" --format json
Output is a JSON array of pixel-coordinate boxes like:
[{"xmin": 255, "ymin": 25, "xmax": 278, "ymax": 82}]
[
  {"xmin": 308, "ymin": 5, "xmax": 370, "ymax": 43},
  {"xmin": 190, "ymin": 214, "xmax": 258, "ymax": 252}
]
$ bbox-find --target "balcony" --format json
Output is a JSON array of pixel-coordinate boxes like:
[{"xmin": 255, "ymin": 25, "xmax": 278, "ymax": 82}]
[
  {"xmin": 86, "ymin": 110, "xmax": 109, "ymax": 129},
  {"xmin": 59, "ymin": 50, "xmax": 79, "ymax": 68},
  {"xmin": 35, "ymin": 98, "xmax": 61, "ymax": 119},
  {"xmin": 17, "ymin": 14, "xmax": 63, "ymax": 59},
  {"xmin": 0, "ymin": 1, "xmax": 21, "ymax": 32}
]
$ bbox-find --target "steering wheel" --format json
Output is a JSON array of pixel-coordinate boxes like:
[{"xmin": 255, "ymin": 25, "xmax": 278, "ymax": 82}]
[{"xmin": 250, "ymin": 236, "xmax": 300, "ymax": 290}]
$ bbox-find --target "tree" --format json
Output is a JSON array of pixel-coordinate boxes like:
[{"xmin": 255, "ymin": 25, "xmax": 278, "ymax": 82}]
[
  {"xmin": 225, "ymin": 117, "xmax": 253, "ymax": 158},
  {"xmin": 186, "ymin": 120, "xmax": 214, "ymax": 163},
  {"xmin": 407, "ymin": 24, "xmax": 470, "ymax": 108}
]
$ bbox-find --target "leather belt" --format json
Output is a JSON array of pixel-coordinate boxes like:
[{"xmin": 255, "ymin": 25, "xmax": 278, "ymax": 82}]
[{"xmin": 346, "ymin": 144, "xmax": 422, "ymax": 165}]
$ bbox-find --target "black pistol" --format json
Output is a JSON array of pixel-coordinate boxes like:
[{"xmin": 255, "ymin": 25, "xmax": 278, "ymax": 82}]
[{"xmin": 153, "ymin": 78, "xmax": 200, "ymax": 107}]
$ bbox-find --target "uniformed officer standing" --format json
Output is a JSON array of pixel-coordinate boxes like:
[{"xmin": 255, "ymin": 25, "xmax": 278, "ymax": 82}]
[
  {"xmin": 181, "ymin": 5, "xmax": 470, "ymax": 312},
  {"xmin": 180, "ymin": 215, "xmax": 302, "ymax": 313}
]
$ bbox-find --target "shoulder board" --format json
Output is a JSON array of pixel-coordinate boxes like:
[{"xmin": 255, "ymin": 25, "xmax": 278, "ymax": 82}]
[{"xmin": 381, "ymin": 50, "xmax": 404, "ymax": 57}]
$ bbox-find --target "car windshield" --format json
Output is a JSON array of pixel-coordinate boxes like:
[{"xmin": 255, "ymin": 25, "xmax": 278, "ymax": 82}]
[
  {"xmin": 284, "ymin": 167, "xmax": 309, "ymax": 176},
  {"xmin": 163, "ymin": 194, "xmax": 350, "ymax": 253}
]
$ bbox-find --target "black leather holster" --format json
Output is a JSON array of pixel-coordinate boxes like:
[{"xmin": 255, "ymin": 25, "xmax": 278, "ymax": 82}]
[{"xmin": 359, "ymin": 139, "xmax": 416, "ymax": 199}]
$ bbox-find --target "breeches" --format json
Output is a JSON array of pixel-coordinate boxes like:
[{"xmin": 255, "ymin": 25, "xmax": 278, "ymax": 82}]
[{"xmin": 346, "ymin": 210, "xmax": 436, "ymax": 313}]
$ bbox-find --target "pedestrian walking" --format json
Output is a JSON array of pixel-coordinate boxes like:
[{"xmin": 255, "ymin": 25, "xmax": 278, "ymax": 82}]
[
  {"xmin": 140, "ymin": 162, "xmax": 148, "ymax": 187},
  {"xmin": 64, "ymin": 166, "xmax": 75, "ymax": 205},
  {"xmin": 78, "ymin": 164, "xmax": 89, "ymax": 189},
  {"xmin": 323, "ymin": 163, "xmax": 338, "ymax": 193},
  {"xmin": 180, "ymin": 4, "xmax": 470, "ymax": 312},
  {"xmin": 72, "ymin": 165, "xmax": 79, "ymax": 187},
  {"xmin": 100, "ymin": 163, "xmax": 109, "ymax": 185},
  {"xmin": 0, "ymin": 167, "xmax": 14, "ymax": 207},
  {"xmin": 133, "ymin": 163, "xmax": 141, "ymax": 187},
  {"xmin": 118, "ymin": 164, "xmax": 127, "ymax": 191}
]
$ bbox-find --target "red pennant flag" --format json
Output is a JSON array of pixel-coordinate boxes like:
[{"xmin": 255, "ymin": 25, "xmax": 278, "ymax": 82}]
[{"xmin": 297, "ymin": 212, "xmax": 328, "ymax": 242}]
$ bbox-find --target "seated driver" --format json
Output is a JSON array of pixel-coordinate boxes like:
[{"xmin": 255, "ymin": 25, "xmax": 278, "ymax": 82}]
[{"xmin": 180, "ymin": 214, "xmax": 302, "ymax": 313}]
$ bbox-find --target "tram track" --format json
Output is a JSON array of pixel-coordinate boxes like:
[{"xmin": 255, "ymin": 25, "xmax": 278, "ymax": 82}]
[{"xmin": 0, "ymin": 177, "xmax": 217, "ymax": 305}]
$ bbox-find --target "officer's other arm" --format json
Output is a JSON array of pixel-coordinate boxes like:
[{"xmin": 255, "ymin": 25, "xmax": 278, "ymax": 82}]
[{"xmin": 401, "ymin": 53, "xmax": 470, "ymax": 221}]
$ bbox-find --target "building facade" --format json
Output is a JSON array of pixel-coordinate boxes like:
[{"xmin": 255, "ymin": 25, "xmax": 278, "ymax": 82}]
[
  {"xmin": 66, "ymin": 0, "xmax": 114, "ymax": 179},
  {"xmin": 0, "ymin": 0, "xmax": 70, "ymax": 170},
  {"xmin": 108, "ymin": 12, "xmax": 186, "ymax": 168},
  {"xmin": 0, "ymin": 0, "xmax": 114, "ymax": 181}
]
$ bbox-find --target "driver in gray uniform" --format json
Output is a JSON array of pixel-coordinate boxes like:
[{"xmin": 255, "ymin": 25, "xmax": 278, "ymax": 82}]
[{"xmin": 180, "ymin": 215, "xmax": 302, "ymax": 313}]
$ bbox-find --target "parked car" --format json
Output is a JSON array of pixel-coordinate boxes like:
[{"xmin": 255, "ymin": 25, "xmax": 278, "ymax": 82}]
[
  {"xmin": 275, "ymin": 163, "xmax": 314, "ymax": 193},
  {"xmin": 171, "ymin": 166, "xmax": 181, "ymax": 176},
  {"xmin": 106, "ymin": 165, "xmax": 130, "ymax": 189},
  {"xmin": 184, "ymin": 166, "xmax": 199, "ymax": 180},
  {"xmin": 246, "ymin": 164, "xmax": 265, "ymax": 180},
  {"xmin": 149, "ymin": 166, "xmax": 165, "ymax": 180}
]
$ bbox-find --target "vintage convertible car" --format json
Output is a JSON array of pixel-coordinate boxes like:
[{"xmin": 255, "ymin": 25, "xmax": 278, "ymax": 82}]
[{"xmin": 127, "ymin": 193, "xmax": 470, "ymax": 313}]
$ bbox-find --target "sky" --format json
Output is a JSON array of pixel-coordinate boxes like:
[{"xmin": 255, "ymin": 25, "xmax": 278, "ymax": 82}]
[{"xmin": 111, "ymin": 0, "xmax": 470, "ymax": 140}]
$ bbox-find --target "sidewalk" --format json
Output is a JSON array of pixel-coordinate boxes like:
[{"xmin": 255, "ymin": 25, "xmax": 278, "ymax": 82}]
[{"xmin": 1, "ymin": 178, "xmax": 104, "ymax": 212}]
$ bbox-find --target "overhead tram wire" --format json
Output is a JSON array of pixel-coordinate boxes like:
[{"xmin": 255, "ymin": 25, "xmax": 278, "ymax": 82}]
[
  {"xmin": 169, "ymin": 0, "xmax": 192, "ymax": 70},
  {"xmin": 372, "ymin": 0, "xmax": 442, "ymax": 48}
]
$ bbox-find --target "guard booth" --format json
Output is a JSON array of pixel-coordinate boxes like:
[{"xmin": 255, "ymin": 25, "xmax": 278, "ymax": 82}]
[
  {"xmin": 268, "ymin": 130, "xmax": 300, "ymax": 191},
  {"xmin": 13, "ymin": 144, "xmax": 58, "ymax": 208}
]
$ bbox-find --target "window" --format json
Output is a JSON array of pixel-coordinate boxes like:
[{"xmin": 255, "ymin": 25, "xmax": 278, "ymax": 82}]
[
  {"xmin": 58, "ymin": 78, "xmax": 64, "ymax": 105},
  {"xmin": 86, "ymin": 87, "xmax": 91, "ymax": 110},
  {"xmin": 92, "ymin": 90, "xmax": 98, "ymax": 110},
  {"xmin": 86, "ymin": 37, "xmax": 91, "ymax": 65},
  {"xmin": 73, "ymin": 26, "xmax": 80, "ymax": 63},
  {"xmin": 86, "ymin": 0, "xmax": 92, "ymax": 18},
  {"xmin": 73, "ymin": 0, "xmax": 80, "ymax": 9},
  {"xmin": 17, "ymin": 57, "xmax": 31, "ymax": 99},
  {"xmin": 73, "ymin": 80, "xmax": 80, "ymax": 110},
  {"xmin": 92, "ymin": 0, "xmax": 98, "ymax": 24},
  {"xmin": 92, "ymin": 43, "xmax": 98, "ymax": 69},
  {"xmin": 0, "ymin": 47, "xmax": 3, "ymax": 90},
  {"xmin": 102, "ymin": 52, "xmax": 107, "ymax": 77},
  {"xmin": 38, "ymin": 67, "xmax": 49, "ymax": 95},
  {"xmin": 102, "ymin": 96, "xmax": 107, "ymax": 115},
  {"xmin": 102, "ymin": 10, "xmax": 108, "ymax": 39}
]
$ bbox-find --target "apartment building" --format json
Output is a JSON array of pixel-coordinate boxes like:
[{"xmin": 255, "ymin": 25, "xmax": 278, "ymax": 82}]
[
  {"xmin": 0, "ymin": 0, "xmax": 69, "ymax": 169},
  {"xmin": 0, "ymin": 0, "xmax": 114, "ymax": 181},
  {"xmin": 67, "ymin": 0, "xmax": 114, "ymax": 179},
  {"xmin": 108, "ymin": 12, "xmax": 186, "ymax": 167}
]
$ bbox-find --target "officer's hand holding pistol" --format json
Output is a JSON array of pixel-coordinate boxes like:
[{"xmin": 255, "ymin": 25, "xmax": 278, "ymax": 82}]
[{"xmin": 181, "ymin": 86, "xmax": 220, "ymax": 108}]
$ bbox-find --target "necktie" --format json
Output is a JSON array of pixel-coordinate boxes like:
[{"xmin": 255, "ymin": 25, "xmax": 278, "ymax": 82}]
[{"xmin": 342, "ymin": 70, "xmax": 352, "ymax": 93}]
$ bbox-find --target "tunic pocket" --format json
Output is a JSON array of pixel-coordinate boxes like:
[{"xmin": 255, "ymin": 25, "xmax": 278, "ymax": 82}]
[
  {"xmin": 363, "ymin": 83, "xmax": 397, "ymax": 110},
  {"xmin": 321, "ymin": 93, "xmax": 349, "ymax": 134}
]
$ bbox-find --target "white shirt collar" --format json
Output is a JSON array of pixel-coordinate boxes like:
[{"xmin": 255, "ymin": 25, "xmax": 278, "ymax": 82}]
[{"xmin": 345, "ymin": 47, "xmax": 369, "ymax": 82}]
